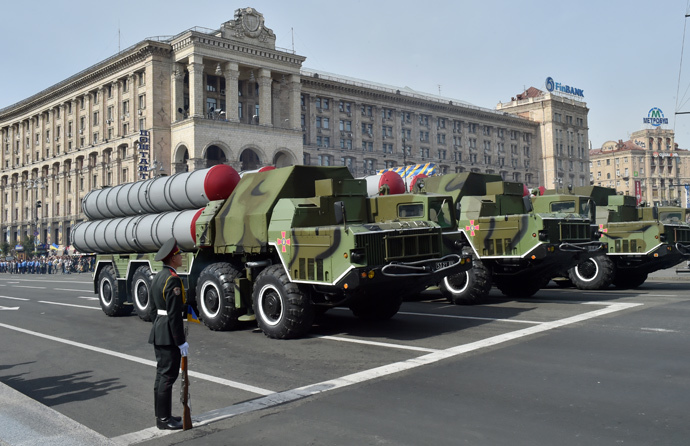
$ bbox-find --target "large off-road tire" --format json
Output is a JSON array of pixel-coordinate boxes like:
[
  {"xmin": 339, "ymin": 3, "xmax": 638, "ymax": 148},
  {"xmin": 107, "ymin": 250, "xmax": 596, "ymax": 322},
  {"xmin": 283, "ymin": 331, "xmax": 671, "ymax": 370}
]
[
  {"xmin": 98, "ymin": 265, "xmax": 132, "ymax": 316},
  {"xmin": 568, "ymin": 255, "xmax": 615, "ymax": 290},
  {"xmin": 349, "ymin": 293, "xmax": 403, "ymax": 320},
  {"xmin": 612, "ymin": 271, "xmax": 648, "ymax": 289},
  {"xmin": 131, "ymin": 266, "xmax": 154, "ymax": 321},
  {"xmin": 196, "ymin": 263, "xmax": 242, "ymax": 331},
  {"xmin": 253, "ymin": 264, "xmax": 314, "ymax": 339},
  {"xmin": 439, "ymin": 259, "xmax": 491, "ymax": 305},
  {"xmin": 494, "ymin": 274, "xmax": 550, "ymax": 298}
]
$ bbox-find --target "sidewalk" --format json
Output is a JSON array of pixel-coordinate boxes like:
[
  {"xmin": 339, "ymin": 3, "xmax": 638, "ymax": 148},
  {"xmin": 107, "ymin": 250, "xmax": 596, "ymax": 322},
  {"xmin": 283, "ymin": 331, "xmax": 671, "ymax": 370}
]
[{"xmin": 0, "ymin": 381, "xmax": 117, "ymax": 446}]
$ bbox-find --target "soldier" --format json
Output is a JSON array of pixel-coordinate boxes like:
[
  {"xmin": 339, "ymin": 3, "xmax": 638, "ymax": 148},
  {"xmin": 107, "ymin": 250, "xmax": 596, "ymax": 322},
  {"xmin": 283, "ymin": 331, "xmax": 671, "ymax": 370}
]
[{"xmin": 149, "ymin": 238, "xmax": 189, "ymax": 430}]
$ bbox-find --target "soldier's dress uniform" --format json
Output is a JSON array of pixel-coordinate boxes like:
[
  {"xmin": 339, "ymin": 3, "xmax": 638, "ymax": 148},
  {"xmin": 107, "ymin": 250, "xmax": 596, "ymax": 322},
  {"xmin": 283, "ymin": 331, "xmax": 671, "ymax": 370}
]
[{"xmin": 149, "ymin": 238, "xmax": 186, "ymax": 430}]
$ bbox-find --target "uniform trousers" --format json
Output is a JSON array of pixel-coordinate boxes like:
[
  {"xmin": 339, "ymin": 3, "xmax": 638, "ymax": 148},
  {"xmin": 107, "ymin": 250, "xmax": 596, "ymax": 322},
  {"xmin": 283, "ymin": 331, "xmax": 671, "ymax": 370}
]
[{"xmin": 153, "ymin": 345, "xmax": 181, "ymax": 418}]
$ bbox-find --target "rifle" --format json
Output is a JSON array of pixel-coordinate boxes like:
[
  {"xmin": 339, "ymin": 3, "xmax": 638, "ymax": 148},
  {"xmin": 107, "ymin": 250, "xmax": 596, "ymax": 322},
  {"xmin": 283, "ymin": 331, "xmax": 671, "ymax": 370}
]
[{"xmin": 180, "ymin": 355, "xmax": 193, "ymax": 430}]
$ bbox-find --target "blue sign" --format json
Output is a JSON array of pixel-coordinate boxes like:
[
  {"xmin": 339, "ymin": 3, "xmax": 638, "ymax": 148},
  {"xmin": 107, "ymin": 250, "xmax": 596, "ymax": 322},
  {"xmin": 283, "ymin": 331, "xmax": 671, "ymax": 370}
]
[
  {"xmin": 643, "ymin": 108, "xmax": 668, "ymax": 127},
  {"xmin": 545, "ymin": 77, "xmax": 584, "ymax": 97}
]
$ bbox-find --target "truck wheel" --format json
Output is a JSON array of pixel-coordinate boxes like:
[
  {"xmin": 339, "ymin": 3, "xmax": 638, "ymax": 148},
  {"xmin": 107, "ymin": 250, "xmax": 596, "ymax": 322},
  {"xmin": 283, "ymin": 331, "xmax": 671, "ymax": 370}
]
[
  {"xmin": 439, "ymin": 259, "xmax": 491, "ymax": 305},
  {"xmin": 568, "ymin": 255, "xmax": 615, "ymax": 290},
  {"xmin": 613, "ymin": 271, "xmax": 648, "ymax": 289},
  {"xmin": 196, "ymin": 263, "xmax": 242, "ymax": 331},
  {"xmin": 349, "ymin": 294, "xmax": 403, "ymax": 320},
  {"xmin": 98, "ymin": 265, "xmax": 132, "ymax": 316},
  {"xmin": 253, "ymin": 264, "xmax": 314, "ymax": 339},
  {"xmin": 495, "ymin": 274, "xmax": 549, "ymax": 298},
  {"xmin": 131, "ymin": 266, "xmax": 154, "ymax": 321}
]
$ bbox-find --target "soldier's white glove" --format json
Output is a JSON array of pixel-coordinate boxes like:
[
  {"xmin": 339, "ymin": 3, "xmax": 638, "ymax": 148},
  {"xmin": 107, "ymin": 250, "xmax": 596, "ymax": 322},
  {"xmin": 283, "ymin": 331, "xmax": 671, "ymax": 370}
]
[{"xmin": 178, "ymin": 342, "xmax": 189, "ymax": 357}]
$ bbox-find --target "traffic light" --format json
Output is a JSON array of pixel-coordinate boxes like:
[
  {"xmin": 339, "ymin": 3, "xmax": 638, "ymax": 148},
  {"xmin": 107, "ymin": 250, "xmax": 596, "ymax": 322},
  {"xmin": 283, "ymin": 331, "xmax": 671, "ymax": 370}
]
[{"xmin": 36, "ymin": 200, "xmax": 41, "ymax": 208}]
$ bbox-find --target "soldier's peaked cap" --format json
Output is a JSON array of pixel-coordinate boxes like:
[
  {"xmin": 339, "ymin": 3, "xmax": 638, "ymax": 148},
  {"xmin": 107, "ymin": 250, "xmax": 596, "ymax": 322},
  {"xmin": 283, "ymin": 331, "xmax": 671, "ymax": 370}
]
[{"xmin": 155, "ymin": 238, "xmax": 180, "ymax": 262}]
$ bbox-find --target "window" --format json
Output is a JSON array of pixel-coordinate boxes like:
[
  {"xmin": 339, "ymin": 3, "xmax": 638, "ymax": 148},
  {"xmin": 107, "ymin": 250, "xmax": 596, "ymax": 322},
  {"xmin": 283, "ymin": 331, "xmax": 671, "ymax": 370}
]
[
  {"xmin": 382, "ymin": 108, "xmax": 394, "ymax": 120},
  {"xmin": 93, "ymin": 111, "xmax": 99, "ymax": 126},
  {"xmin": 316, "ymin": 117, "xmax": 329, "ymax": 129},
  {"xmin": 122, "ymin": 78, "xmax": 128, "ymax": 93},
  {"xmin": 138, "ymin": 94, "xmax": 146, "ymax": 110},
  {"xmin": 419, "ymin": 114, "xmax": 430, "ymax": 126},
  {"xmin": 339, "ymin": 120, "xmax": 352, "ymax": 132},
  {"xmin": 437, "ymin": 118, "xmax": 446, "ymax": 129},
  {"xmin": 437, "ymin": 133, "xmax": 446, "ymax": 144},
  {"xmin": 123, "ymin": 100, "xmax": 129, "ymax": 116},
  {"xmin": 138, "ymin": 71, "xmax": 145, "ymax": 85},
  {"xmin": 361, "ymin": 104, "xmax": 373, "ymax": 116},
  {"xmin": 316, "ymin": 98, "xmax": 330, "ymax": 110},
  {"xmin": 419, "ymin": 131, "xmax": 429, "ymax": 142},
  {"xmin": 339, "ymin": 101, "xmax": 352, "ymax": 113},
  {"xmin": 468, "ymin": 123, "xmax": 477, "ymax": 134},
  {"xmin": 483, "ymin": 126, "xmax": 491, "ymax": 136}
]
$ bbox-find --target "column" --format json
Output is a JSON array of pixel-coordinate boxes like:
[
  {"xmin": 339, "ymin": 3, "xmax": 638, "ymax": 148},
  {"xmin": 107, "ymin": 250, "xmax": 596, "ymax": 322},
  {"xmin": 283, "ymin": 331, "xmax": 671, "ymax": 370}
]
[
  {"xmin": 171, "ymin": 63, "xmax": 185, "ymax": 121},
  {"xmin": 187, "ymin": 55, "xmax": 205, "ymax": 118},
  {"xmin": 114, "ymin": 81, "xmax": 122, "ymax": 137},
  {"xmin": 224, "ymin": 62, "xmax": 240, "ymax": 123},
  {"xmin": 288, "ymin": 74, "xmax": 301, "ymax": 130},
  {"xmin": 84, "ymin": 93, "xmax": 92, "ymax": 145},
  {"xmin": 258, "ymin": 68, "xmax": 272, "ymax": 126}
]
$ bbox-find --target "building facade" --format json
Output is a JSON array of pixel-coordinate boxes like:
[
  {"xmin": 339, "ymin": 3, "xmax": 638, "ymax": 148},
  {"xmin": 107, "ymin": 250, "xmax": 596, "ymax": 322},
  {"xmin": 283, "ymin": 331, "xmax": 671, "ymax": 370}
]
[
  {"xmin": 0, "ymin": 8, "xmax": 578, "ymax": 248},
  {"xmin": 590, "ymin": 127, "xmax": 690, "ymax": 206},
  {"xmin": 496, "ymin": 87, "xmax": 590, "ymax": 190}
]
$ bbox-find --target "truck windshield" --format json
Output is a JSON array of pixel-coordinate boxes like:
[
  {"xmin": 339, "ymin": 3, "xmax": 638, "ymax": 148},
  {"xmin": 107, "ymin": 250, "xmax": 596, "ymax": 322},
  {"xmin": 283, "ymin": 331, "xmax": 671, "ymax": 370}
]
[
  {"xmin": 659, "ymin": 211, "xmax": 684, "ymax": 223},
  {"xmin": 550, "ymin": 201, "xmax": 575, "ymax": 213},
  {"xmin": 398, "ymin": 203, "xmax": 424, "ymax": 218},
  {"xmin": 429, "ymin": 199, "xmax": 453, "ymax": 228}
]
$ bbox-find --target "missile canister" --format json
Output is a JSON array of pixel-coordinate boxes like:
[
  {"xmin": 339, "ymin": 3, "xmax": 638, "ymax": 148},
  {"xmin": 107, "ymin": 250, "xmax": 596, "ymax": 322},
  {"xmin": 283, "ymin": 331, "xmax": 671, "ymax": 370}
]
[
  {"xmin": 71, "ymin": 208, "xmax": 203, "ymax": 254},
  {"xmin": 82, "ymin": 164, "xmax": 240, "ymax": 219},
  {"xmin": 363, "ymin": 171, "xmax": 405, "ymax": 196}
]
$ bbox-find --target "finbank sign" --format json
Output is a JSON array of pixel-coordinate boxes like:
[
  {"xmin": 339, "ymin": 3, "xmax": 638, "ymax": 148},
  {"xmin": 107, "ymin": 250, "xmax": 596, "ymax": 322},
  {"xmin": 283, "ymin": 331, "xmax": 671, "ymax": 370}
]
[
  {"xmin": 545, "ymin": 77, "xmax": 584, "ymax": 97},
  {"xmin": 643, "ymin": 107, "xmax": 668, "ymax": 127}
]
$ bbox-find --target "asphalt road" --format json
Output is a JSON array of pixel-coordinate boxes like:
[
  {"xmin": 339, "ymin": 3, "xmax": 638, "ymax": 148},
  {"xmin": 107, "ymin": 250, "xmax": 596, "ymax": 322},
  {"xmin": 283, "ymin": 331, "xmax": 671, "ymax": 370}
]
[{"xmin": 0, "ymin": 272, "xmax": 688, "ymax": 445}]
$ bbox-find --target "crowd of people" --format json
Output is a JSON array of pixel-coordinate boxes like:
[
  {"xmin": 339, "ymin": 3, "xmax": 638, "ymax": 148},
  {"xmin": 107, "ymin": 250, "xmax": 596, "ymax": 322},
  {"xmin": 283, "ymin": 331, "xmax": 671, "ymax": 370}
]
[{"xmin": 0, "ymin": 255, "xmax": 95, "ymax": 274}]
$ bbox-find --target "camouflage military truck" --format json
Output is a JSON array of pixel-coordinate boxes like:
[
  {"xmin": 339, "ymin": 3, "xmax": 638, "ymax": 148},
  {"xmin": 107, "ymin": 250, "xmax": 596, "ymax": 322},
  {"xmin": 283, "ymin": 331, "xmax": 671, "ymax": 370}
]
[
  {"xmin": 543, "ymin": 186, "xmax": 690, "ymax": 289},
  {"xmin": 417, "ymin": 172, "xmax": 602, "ymax": 304},
  {"xmin": 81, "ymin": 166, "xmax": 471, "ymax": 339}
]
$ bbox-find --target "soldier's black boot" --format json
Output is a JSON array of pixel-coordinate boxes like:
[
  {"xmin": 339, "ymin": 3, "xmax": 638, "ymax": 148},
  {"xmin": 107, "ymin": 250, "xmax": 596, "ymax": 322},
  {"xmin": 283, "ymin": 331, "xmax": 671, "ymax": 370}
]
[{"xmin": 156, "ymin": 392, "xmax": 182, "ymax": 430}]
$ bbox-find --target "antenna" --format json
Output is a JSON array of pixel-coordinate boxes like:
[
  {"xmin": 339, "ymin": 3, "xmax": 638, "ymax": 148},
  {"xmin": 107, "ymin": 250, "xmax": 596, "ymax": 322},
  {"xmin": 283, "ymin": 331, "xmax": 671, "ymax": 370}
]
[
  {"xmin": 291, "ymin": 27, "xmax": 295, "ymax": 53},
  {"xmin": 118, "ymin": 21, "xmax": 121, "ymax": 53}
]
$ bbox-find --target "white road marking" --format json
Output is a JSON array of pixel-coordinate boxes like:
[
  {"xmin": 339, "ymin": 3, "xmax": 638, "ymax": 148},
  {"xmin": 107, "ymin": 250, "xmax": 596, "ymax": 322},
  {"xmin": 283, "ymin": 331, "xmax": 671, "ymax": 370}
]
[
  {"xmin": 55, "ymin": 288, "xmax": 93, "ymax": 292},
  {"xmin": 0, "ymin": 322, "xmax": 276, "ymax": 398},
  {"xmin": 398, "ymin": 311, "xmax": 540, "ymax": 325},
  {"xmin": 311, "ymin": 335, "xmax": 440, "ymax": 353},
  {"xmin": 0, "ymin": 306, "xmax": 19, "ymax": 310},
  {"xmin": 641, "ymin": 327, "xmax": 678, "ymax": 333},
  {"xmin": 0, "ymin": 296, "xmax": 29, "ymax": 301},
  {"xmin": 115, "ymin": 301, "xmax": 643, "ymax": 445},
  {"xmin": 77, "ymin": 296, "xmax": 99, "ymax": 301},
  {"xmin": 12, "ymin": 285, "xmax": 45, "ymax": 289},
  {"xmin": 332, "ymin": 307, "xmax": 540, "ymax": 324},
  {"xmin": 38, "ymin": 301, "xmax": 100, "ymax": 310}
]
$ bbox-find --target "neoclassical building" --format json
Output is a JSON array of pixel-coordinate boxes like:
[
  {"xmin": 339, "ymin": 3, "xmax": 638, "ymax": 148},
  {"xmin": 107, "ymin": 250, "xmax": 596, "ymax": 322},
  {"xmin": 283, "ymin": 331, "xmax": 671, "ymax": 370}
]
[
  {"xmin": 0, "ymin": 7, "xmax": 589, "ymax": 248},
  {"xmin": 496, "ymin": 86, "xmax": 590, "ymax": 190},
  {"xmin": 590, "ymin": 127, "xmax": 690, "ymax": 206}
]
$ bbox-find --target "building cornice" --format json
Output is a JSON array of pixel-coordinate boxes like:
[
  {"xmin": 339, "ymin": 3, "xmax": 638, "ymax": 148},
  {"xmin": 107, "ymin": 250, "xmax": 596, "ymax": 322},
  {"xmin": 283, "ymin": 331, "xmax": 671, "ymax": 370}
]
[
  {"xmin": 301, "ymin": 77, "xmax": 539, "ymax": 130},
  {"xmin": 0, "ymin": 41, "xmax": 172, "ymax": 122},
  {"xmin": 171, "ymin": 30, "xmax": 305, "ymax": 67}
]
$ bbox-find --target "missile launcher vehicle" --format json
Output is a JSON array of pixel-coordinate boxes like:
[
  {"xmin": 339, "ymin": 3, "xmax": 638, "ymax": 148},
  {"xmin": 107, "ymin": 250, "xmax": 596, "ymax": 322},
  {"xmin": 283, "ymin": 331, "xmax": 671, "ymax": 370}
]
[
  {"xmin": 416, "ymin": 172, "xmax": 603, "ymax": 304},
  {"xmin": 539, "ymin": 186, "xmax": 690, "ymax": 290},
  {"xmin": 74, "ymin": 165, "xmax": 471, "ymax": 339}
]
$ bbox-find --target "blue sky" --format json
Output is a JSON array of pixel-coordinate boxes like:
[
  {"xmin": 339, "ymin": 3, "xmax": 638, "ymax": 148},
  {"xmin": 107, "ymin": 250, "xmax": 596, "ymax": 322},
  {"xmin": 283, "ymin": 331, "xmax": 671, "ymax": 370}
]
[{"xmin": 1, "ymin": 0, "xmax": 689, "ymax": 149}]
